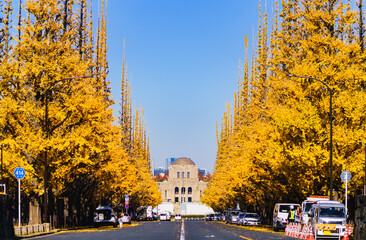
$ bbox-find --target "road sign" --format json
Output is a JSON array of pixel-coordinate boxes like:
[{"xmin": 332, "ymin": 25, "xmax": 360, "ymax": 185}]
[
  {"xmin": 340, "ymin": 170, "xmax": 352, "ymax": 217},
  {"xmin": 340, "ymin": 170, "xmax": 352, "ymax": 183},
  {"xmin": 125, "ymin": 194, "xmax": 129, "ymax": 209},
  {"xmin": 14, "ymin": 167, "xmax": 25, "ymax": 179},
  {"xmin": 14, "ymin": 167, "xmax": 26, "ymax": 231}
]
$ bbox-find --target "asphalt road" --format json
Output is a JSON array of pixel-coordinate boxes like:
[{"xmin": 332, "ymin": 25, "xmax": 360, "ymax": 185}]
[{"xmin": 30, "ymin": 220, "xmax": 296, "ymax": 240}]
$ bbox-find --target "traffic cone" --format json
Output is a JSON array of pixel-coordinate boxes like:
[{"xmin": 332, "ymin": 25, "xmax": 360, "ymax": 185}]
[
  {"xmin": 288, "ymin": 223, "xmax": 292, "ymax": 236},
  {"xmin": 290, "ymin": 223, "xmax": 296, "ymax": 237},
  {"xmin": 342, "ymin": 224, "xmax": 349, "ymax": 240},
  {"xmin": 297, "ymin": 223, "xmax": 303, "ymax": 238},
  {"xmin": 301, "ymin": 224, "xmax": 308, "ymax": 239},
  {"xmin": 349, "ymin": 224, "xmax": 353, "ymax": 236},
  {"xmin": 289, "ymin": 223, "xmax": 294, "ymax": 237},
  {"xmin": 307, "ymin": 225, "xmax": 315, "ymax": 240},
  {"xmin": 284, "ymin": 221, "xmax": 288, "ymax": 236}
]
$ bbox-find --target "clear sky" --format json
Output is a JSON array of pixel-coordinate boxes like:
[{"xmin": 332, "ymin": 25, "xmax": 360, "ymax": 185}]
[{"xmin": 106, "ymin": 0, "xmax": 270, "ymax": 172}]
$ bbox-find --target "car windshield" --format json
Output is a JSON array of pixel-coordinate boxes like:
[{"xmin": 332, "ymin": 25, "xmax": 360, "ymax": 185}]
[
  {"xmin": 279, "ymin": 205, "xmax": 295, "ymax": 213},
  {"xmin": 319, "ymin": 207, "xmax": 345, "ymax": 218},
  {"xmin": 245, "ymin": 213, "xmax": 258, "ymax": 218},
  {"xmin": 304, "ymin": 203, "xmax": 314, "ymax": 213},
  {"xmin": 96, "ymin": 209, "xmax": 112, "ymax": 215},
  {"xmin": 231, "ymin": 211, "xmax": 239, "ymax": 216},
  {"xmin": 160, "ymin": 213, "xmax": 166, "ymax": 216}
]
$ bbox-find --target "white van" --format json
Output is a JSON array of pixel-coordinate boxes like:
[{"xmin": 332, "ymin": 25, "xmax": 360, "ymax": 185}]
[
  {"xmin": 309, "ymin": 200, "xmax": 347, "ymax": 239},
  {"xmin": 273, "ymin": 203, "xmax": 300, "ymax": 231}
]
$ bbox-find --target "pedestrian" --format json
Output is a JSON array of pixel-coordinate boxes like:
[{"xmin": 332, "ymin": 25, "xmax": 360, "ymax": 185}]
[
  {"xmin": 118, "ymin": 214, "xmax": 123, "ymax": 228},
  {"xmin": 288, "ymin": 205, "xmax": 295, "ymax": 223}
]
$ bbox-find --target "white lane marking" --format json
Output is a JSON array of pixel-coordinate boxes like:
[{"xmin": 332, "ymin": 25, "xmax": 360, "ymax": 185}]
[{"xmin": 180, "ymin": 219, "xmax": 185, "ymax": 240}]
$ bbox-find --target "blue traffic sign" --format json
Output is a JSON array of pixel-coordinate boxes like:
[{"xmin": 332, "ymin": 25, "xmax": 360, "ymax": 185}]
[
  {"xmin": 340, "ymin": 170, "xmax": 352, "ymax": 182},
  {"xmin": 14, "ymin": 167, "xmax": 25, "ymax": 179}
]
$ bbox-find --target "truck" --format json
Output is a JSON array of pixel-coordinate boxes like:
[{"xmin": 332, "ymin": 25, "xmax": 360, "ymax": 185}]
[
  {"xmin": 309, "ymin": 200, "xmax": 347, "ymax": 239},
  {"xmin": 299, "ymin": 195, "xmax": 330, "ymax": 225},
  {"xmin": 136, "ymin": 206, "xmax": 154, "ymax": 221}
]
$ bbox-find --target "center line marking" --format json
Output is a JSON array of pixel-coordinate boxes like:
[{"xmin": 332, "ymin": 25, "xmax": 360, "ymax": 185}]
[
  {"xmin": 239, "ymin": 236, "xmax": 253, "ymax": 240},
  {"xmin": 180, "ymin": 219, "xmax": 185, "ymax": 240}
]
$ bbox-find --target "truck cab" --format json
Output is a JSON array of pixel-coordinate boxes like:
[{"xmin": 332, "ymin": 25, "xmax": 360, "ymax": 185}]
[
  {"xmin": 301, "ymin": 195, "xmax": 330, "ymax": 225},
  {"xmin": 309, "ymin": 200, "xmax": 347, "ymax": 239}
]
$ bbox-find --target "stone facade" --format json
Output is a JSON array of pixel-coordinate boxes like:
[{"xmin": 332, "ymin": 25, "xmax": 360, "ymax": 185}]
[
  {"xmin": 355, "ymin": 195, "xmax": 366, "ymax": 240},
  {"xmin": 158, "ymin": 157, "xmax": 207, "ymax": 213}
]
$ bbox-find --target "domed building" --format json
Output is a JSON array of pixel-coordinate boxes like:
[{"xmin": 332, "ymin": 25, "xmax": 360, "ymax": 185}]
[{"xmin": 158, "ymin": 157, "xmax": 207, "ymax": 211}]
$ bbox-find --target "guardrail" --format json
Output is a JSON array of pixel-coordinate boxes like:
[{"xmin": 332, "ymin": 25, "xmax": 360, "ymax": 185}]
[{"xmin": 14, "ymin": 223, "xmax": 50, "ymax": 236}]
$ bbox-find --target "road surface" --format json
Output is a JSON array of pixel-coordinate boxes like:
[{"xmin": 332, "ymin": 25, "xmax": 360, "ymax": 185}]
[{"xmin": 30, "ymin": 220, "xmax": 296, "ymax": 240}]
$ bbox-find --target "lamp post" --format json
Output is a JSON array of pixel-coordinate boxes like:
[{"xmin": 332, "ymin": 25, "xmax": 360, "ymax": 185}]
[
  {"xmin": 288, "ymin": 74, "xmax": 334, "ymax": 200},
  {"xmin": 42, "ymin": 76, "xmax": 90, "ymax": 223}
]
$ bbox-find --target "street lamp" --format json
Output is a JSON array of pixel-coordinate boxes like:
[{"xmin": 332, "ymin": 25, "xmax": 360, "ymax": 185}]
[
  {"xmin": 288, "ymin": 74, "xmax": 334, "ymax": 200},
  {"xmin": 42, "ymin": 75, "xmax": 91, "ymax": 223}
]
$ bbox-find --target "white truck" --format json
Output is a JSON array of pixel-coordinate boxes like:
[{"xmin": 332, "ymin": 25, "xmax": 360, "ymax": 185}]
[
  {"xmin": 309, "ymin": 200, "xmax": 347, "ymax": 239},
  {"xmin": 146, "ymin": 206, "xmax": 153, "ymax": 220},
  {"xmin": 300, "ymin": 195, "xmax": 330, "ymax": 225}
]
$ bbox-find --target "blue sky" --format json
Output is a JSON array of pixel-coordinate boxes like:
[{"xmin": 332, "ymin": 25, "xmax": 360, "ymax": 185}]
[{"xmin": 106, "ymin": 0, "xmax": 270, "ymax": 172}]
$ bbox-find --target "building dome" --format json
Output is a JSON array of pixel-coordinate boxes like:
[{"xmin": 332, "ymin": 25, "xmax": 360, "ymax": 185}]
[{"xmin": 172, "ymin": 157, "xmax": 196, "ymax": 166}]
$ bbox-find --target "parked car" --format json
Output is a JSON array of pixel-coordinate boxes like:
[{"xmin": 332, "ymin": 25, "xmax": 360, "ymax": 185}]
[
  {"xmin": 160, "ymin": 212, "xmax": 171, "ymax": 221},
  {"xmin": 205, "ymin": 213, "xmax": 215, "ymax": 221},
  {"xmin": 273, "ymin": 203, "xmax": 300, "ymax": 231},
  {"xmin": 121, "ymin": 212, "xmax": 131, "ymax": 224},
  {"xmin": 226, "ymin": 210, "xmax": 241, "ymax": 224},
  {"xmin": 237, "ymin": 212, "xmax": 246, "ymax": 225},
  {"xmin": 175, "ymin": 214, "xmax": 182, "ymax": 221},
  {"xmin": 222, "ymin": 211, "xmax": 227, "ymax": 221},
  {"xmin": 214, "ymin": 213, "xmax": 222, "ymax": 221},
  {"xmin": 93, "ymin": 206, "xmax": 118, "ymax": 228},
  {"xmin": 242, "ymin": 213, "xmax": 261, "ymax": 226}
]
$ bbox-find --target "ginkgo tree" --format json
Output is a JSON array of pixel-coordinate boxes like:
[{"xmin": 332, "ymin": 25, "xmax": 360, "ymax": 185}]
[
  {"xmin": 0, "ymin": 0, "xmax": 161, "ymax": 226},
  {"xmin": 203, "ymin": 0, "xmax": 366, "ymax": 221}
]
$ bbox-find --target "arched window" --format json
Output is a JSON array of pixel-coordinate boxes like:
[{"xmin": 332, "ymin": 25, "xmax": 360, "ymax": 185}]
[
  {"xmin": 181, "ymin": 187, "xmax": 186, "ymax": 194},
  {"xmin": 188, "ymin": 187, "xmax": 192, "ymax": 194},
  {"xmin": 175, "ymin": 187, "xmax": 179, "ymax": 194}
]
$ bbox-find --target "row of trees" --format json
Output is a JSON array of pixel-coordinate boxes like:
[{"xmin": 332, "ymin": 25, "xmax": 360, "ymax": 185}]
[
  {"xmin": 0, "ymin": 0, "xmax": 161, "ymax": 226},
  {"xmin": 202, "ymin": 0, "xmax": 366, "ymax": 221}
]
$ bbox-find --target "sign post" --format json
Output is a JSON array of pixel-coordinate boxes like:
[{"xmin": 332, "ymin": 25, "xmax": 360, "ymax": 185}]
[
  {"xmin": 14, "ymin": 167, "xmax": 25, "ymax": 231},
  {"xmin": 340, "ymin": 170, "xmax": 352, "ymax": 217},
  {"xmin": 125, "ymin": 194, "xmax": 129, "ymax": 213}
]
